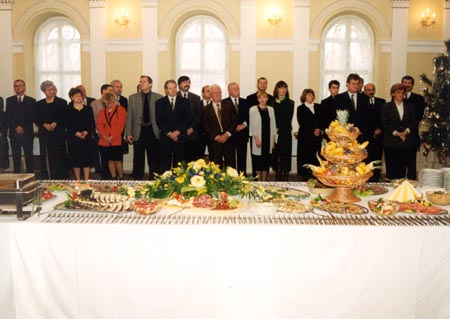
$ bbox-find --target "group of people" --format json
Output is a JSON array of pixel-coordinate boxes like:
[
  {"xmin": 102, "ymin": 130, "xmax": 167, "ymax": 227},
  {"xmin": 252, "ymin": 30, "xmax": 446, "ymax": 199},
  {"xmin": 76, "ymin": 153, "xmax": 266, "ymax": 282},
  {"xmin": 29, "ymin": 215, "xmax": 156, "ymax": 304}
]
[
  {"xmin": 296, "ymin": 74, "xmax": 424, "ymax": 182},
  {"xmin": 0, "ymin": 73, "xmax": 424, "ymax": 181}
]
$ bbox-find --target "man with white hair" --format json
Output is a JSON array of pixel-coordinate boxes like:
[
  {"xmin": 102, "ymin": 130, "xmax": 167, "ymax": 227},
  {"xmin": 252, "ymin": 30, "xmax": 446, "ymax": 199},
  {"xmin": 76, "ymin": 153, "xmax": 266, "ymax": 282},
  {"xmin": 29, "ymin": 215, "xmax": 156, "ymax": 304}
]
[{"xmin": 201, "ymin": 84, "xmax": 237, "ymax": 168}]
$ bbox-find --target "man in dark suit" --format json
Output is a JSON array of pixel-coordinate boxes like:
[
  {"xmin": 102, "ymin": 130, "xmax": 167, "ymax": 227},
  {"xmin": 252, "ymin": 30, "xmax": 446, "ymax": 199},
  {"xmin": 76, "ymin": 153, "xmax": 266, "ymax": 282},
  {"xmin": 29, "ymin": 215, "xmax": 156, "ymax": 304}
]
[
  {"xmin": 111, "ymin": 79, "xmax": 128, "ymax": 110},
  {"xmin": 364, "ymin": 83, "xmax": 386, "ymax": 182},
  {"xmin": 157, "ymin": 80, "xmax": 191, "ymax": 173},
  {"xmin": 402, "ymin": 75, "xmax": 425, "ymax": 180},
  {"xmin": 177, "ymin": 75, "xmax": 202, "ymax": 162},
  {"xmin": 246, "ymin": 77, "xmax": 274, "ymax": 108},
  {"xmin": 5, "ymin": 79, "xmax": 36, "ymax": 173},
  {"xmin": 126, "ymin": 75, "xmax": 163, "ymax": 180},
  {"xmin": 202, "ymin": 84, "xmax": 237, "ymax": 169},
  {"xmin": 0, "ymin": 96, "xmax": 9, "ymax": 173},
  {"xmin": 334, "ymin": 73, "xmax": 371, "ymax": 144},
  {"xmin": 76, "ymin": 85, "xmax": 95, "ymax": 107},
  {"xmin": 223, "ymin": 82, "xmax": 249, "ymax": 175},
  {"xmin": 318, "ymin": 80, "xmax": 340, "ymax": 132}
]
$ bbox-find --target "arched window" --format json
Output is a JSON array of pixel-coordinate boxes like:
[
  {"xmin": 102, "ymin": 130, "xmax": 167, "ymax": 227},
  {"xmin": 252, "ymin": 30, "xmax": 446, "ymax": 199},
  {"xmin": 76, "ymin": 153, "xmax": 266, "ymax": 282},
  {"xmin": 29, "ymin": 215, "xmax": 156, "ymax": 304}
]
[
  {"xmin": 176, "ymin": 16, "xmax": 228, "ymax": 95},
  {"xmin": 35, "ymin": 17, "xmax": 81, "ymax": 99},
  {"xmin": 320, "ymin": 16, "xmax": 374, "ymax": 99}
]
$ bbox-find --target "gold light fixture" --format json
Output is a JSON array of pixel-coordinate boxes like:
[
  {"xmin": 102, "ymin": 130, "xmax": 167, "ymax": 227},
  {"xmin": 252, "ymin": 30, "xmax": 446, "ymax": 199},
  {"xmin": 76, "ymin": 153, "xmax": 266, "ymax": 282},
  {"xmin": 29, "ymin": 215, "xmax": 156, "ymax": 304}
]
[
  {"xmin": 268, "ymin": 12, "xmax": 282, "ymax": 27},
  {"xmin": 115, "ymin": 8, "xmax": 130, "ymax": 27},
  {"xmin": 420, "ymin": 8, "xmax": 436, "ymax": 28}
]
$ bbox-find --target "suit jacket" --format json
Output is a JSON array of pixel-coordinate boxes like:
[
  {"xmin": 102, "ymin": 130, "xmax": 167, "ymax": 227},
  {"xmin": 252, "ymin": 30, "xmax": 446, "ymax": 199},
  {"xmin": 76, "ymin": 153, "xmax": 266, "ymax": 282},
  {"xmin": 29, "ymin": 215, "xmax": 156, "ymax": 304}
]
[
  {"xmin": 36, "ymin": 96, "xmax": 68, "ymax": 139},
  {"xmin": 156, "ymin": 96, "xmax": 191, "ymax": 142},
  {"xmin": 86, "ymin": 97, "xmax": 96, "ymax": 108},
  {"xmin": 249, "ymin": 105, "xmax": 277, "ymax": 156},
  {"xmin": 6, "ymin": 95, "xmax": 37, "ymax": 137},
  {"xmin": 405, "ymin": 92, "xmax": 424, "ymax": 128},
  {"xmin": 177, "ymin": 91, "xmax": 202, "ymax": 140},
  {"xmin": 381, "ymin": 101, "xmax": 416, "ymax": 149},
  {"xmin": 222, "ymin": 97, "xmax": 249, "ymax": 139},
  {"xmin": 368, "ymin": 96, "xmax": 386, "ymax": 135},
  {"xmin": 126, "ymin": 91, "xmax": 162, "ymax": 140},
  {"xmin": 318, "ymin": 95, "xmax": 336, "ymax": 130},
  {"xmin": 334, "ymin": 92, "xmax": 370, "ymax": 142},
  {"xmin": 202, "ymin": 100, "xmax": 237, "ymax": 142},
  {"xmin": 119, "ymin": 95, "xmax": 128, "ymax": 110},
  {"xmin": 0, "ymin": 97, "xmax": 6, "ymax": 137}
]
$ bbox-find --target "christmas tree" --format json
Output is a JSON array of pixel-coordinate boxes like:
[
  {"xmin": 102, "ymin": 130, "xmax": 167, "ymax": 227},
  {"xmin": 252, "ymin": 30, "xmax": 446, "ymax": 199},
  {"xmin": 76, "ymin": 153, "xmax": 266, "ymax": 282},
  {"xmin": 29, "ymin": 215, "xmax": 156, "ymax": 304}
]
[{"xmin": 420, "ymin": 39, "xmax": 450, "ymax": 164}]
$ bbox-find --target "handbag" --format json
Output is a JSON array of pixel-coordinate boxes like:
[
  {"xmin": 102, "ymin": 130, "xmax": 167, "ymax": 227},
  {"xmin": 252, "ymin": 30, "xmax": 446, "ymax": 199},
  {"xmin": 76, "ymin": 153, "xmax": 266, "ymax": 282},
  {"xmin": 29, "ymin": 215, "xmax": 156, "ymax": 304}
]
[{"xmin": 122, "ymin": 139, "xmax": 129, "ymax": 154}]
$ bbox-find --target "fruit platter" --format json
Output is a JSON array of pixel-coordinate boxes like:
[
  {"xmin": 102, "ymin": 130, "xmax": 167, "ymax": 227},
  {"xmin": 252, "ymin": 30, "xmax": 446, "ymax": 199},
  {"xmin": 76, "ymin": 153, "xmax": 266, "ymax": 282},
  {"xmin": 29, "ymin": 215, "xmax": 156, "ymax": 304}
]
[
  {"xmin": 310, "ymin": 195, "xmax": 368, "ymax": 215},
  {"xmin": 307, "ymin": 110, "xmax": 380, "ymax": 203}
]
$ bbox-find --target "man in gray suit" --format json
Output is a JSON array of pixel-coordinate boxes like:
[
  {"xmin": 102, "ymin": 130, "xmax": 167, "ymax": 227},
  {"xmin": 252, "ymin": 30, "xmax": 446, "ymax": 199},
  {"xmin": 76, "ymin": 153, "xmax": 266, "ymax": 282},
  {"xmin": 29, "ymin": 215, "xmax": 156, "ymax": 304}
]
[{"xmin": 126, "ymin": 75, "xmax": 162, "ymax": 180}]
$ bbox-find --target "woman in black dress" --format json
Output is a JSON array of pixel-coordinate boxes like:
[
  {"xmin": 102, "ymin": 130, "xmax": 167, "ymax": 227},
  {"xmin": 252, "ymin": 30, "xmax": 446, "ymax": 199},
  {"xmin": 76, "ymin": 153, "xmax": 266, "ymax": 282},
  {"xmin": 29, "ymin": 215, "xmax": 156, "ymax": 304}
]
[
  {"xmin": 296, "ymin": 89, "xmax": 321, "ymax": 180},
  {"xmin": 249, "ymin": 91, "xmax": 277, "ymax": 181},
  {"xmin": 382, "ymin": 83, "xmax": 416, "ymax": 180},
  {"xmin": 67, "ymin": 88, "xmax": 95, "ymax": 180},
  {"xmin": 36, "ymin": 81, "xmax": 68, "ymax": 179},
  {"xmin": 272, "ymin": 81, "xmax": 294, "ymax": 181}
]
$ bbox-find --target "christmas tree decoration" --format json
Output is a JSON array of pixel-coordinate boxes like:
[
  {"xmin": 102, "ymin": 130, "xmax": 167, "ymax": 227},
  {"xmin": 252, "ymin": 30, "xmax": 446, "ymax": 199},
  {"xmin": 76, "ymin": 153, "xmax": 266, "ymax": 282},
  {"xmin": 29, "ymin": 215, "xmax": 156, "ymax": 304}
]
[{"xmin": 420, "ymin": 39, "xmax": 450, "ymax": 165}]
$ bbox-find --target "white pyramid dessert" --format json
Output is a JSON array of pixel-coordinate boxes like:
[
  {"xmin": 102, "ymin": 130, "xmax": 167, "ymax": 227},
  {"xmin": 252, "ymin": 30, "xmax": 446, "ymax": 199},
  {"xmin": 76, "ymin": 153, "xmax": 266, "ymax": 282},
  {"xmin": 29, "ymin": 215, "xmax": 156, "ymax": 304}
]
[{"xmin": 385, "ymin": 180, "xmax": 420, "ymax": 202}]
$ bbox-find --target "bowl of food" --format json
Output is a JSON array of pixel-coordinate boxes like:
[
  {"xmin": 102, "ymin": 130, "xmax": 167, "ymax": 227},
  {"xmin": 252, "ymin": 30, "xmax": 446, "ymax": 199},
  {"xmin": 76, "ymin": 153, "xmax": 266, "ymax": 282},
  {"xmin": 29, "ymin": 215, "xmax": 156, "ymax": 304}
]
[
  {"xmin": 426, "ymin": 191, "xmax": 450, "ymax": 206},
  {"xmin": 248, "ymin": 201, "xmax": 279, "ymax": 215},
  {"xmin": 306, "ymin": 179, "xmax": 334, "ymax": 196},
  {"xmin": 368, "ymin": 199, "xmax": 400, "ymax": 216}
]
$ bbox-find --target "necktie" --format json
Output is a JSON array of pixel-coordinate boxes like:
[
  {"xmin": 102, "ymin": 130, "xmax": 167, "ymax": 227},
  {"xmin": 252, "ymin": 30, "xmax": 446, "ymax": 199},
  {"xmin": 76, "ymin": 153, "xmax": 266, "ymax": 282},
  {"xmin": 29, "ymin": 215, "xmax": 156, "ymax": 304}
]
[
  {"xmin": 234, "ymin": 98, "xmax": 239, "ymax": 114},
  {"xmin": 170, "ymin": 98, "xmax": 174, "ymax": 110},
  {"xmin": 370, "ymin": 98, "xmax": 374, "ymax": 105},
  {"xmin": 351, "ymin": 94, "xmax": 356, "ymax": 111},
  {"xmin": 143, "ymin": 94, "xmax": 150, "ymax": 123},
  {"xmin": 216, "ymin": 104, "xmax": 222, "ymax": 124},
  {"xmin": 184, "ymin": 93, "xmax": 187, "ymax": 99},
  {"xmin": 18, "ymin": 96, "xmax": 22, "ymax": 103}
]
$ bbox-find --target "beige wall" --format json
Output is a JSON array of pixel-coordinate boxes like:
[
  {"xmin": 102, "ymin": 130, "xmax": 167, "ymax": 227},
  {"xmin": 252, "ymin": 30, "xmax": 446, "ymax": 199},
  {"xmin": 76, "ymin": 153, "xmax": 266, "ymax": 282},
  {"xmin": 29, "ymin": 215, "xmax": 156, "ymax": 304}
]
[{"xmin": 8, "ymin": 0, "xmax": 448, "ymax": 101}]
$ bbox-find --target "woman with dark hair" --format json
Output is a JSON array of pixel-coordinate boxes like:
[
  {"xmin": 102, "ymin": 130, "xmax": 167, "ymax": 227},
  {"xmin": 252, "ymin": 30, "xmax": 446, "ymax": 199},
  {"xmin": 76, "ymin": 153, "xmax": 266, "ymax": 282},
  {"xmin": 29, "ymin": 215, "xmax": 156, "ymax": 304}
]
[
  {"xmin": 382, "ymin": 83, "xmax": 416, "ymax": 180},
  {"xmin": 272, "ymin": 81, "xmax": 295, "ymax": 181},
  {"xmin": 249, "ymin": 91, "xmax": 277, "ymax": 181},
  {"xmin": 296, "ymin": 88, "xmax": 321, "ymax": 180},
  {"xmin": 67, "ymin": 88, "xmax": 95, "ymax": 180},
  {"xmin": 36, "ymin": 80, "xmax": 68, "ymax": 179},
  {"xmin": 97, "ymin": 91, "xmax": 127, "ymax": 180}
]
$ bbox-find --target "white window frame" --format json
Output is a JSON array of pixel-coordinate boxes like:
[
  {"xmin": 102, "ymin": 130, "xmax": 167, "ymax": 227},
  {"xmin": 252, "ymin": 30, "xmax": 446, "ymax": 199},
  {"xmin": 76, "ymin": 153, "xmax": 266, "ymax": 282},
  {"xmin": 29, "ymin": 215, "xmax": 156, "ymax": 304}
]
[
  {"xmin": 34, "ymin": 17, "xmax": 81, "ymax": 99},
  {"xmin": 176, "ymin": 15, "xmax": 228, "ymax": 95},
  {"xmin": 320, "ymin": 15, "xmax": 374, "ymax": 99}
]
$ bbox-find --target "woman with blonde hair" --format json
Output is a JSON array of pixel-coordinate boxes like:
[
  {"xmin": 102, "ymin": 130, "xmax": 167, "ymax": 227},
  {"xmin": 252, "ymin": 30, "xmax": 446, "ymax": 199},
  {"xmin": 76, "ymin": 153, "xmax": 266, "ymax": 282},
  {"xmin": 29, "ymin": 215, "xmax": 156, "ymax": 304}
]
[
  {"xmin": 97, "ymin": 91, "xmax": 127, "ymax": 179},
  {"xmin": 249, "ymin": 91, "xmax": 277, "ymax": 181}
]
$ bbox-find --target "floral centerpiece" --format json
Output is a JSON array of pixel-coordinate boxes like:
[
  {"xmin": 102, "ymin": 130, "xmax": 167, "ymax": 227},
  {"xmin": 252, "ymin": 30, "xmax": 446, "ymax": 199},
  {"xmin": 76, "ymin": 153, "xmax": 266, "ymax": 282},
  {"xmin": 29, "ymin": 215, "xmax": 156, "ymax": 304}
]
[{"xmin": 145, "ymin": 159, "xmax": 262, "ymax": 200}]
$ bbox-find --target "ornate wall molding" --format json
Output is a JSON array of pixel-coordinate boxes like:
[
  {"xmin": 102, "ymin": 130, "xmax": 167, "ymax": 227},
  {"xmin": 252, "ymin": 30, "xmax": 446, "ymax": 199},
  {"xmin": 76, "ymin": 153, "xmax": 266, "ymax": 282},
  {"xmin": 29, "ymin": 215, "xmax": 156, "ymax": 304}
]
[
  {"xmin": 310, "ymin": 0, "xmax": 390, "ymax": 41},
  {"xmin": 159, "ymin": 0, "xmax": 239, "ymax": 39},
  {"xmin": 392, "ymin": 0, "xmax": 409, "ymax": 9},
  {"xmin": 13, "ymin": 0, "xmax": 90, "ymax": 40}
]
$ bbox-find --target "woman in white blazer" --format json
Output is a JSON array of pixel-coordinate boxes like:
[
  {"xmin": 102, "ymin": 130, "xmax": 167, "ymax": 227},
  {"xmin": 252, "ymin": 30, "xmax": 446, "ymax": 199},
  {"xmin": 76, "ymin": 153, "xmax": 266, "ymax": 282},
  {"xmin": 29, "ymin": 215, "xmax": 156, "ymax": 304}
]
[{"xmin": 249, "ymin": 91, "xmax": 277, "ymax": 181}]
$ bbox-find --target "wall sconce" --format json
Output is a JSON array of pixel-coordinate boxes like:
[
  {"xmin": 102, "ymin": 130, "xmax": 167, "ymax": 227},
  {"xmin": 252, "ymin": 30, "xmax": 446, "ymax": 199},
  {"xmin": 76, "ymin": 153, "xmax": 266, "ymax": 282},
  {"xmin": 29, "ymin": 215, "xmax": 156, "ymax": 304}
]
[
  {"xmin": 268, "ymin": 12, "xmax": 282, "ymax": 27},
  {"xmin": 420, "ymin": 8, "xmax": 436, "ymax": 28},
  {"xmin": 115, "ymin": 8, "xmax": 130, "ymax": 27}
]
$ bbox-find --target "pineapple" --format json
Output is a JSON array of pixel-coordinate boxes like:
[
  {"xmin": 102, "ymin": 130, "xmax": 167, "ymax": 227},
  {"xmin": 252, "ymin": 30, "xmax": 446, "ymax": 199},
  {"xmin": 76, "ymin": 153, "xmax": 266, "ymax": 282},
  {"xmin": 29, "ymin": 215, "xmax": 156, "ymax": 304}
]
[{"xmin": 336, "ymin": 109, "xmax": 349, "ymax": 126}]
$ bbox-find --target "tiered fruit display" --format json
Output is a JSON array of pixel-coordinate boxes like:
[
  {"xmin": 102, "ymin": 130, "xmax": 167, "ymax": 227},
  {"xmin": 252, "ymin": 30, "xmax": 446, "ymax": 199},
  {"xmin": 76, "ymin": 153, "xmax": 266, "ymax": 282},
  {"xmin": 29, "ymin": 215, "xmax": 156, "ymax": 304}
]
[{"xmin": 307, "ymin": 110, "xmax": 380, "ymax": 203}]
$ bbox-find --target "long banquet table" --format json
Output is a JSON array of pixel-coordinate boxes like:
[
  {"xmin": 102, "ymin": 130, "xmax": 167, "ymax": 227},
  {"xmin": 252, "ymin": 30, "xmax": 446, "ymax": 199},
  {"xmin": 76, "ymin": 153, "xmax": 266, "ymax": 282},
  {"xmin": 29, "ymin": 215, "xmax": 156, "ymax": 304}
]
[{"xmin": 1, "ymin": 182, "xmax": 450, "ymax": 319}]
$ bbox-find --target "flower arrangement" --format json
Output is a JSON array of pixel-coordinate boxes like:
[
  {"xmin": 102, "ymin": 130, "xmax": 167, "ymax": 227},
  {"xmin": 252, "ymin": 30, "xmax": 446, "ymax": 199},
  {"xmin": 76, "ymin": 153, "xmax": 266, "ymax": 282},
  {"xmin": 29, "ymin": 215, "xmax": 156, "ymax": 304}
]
[{"xmin": 145, "ymin": 159, "xmax": 262, "ymax": 199}]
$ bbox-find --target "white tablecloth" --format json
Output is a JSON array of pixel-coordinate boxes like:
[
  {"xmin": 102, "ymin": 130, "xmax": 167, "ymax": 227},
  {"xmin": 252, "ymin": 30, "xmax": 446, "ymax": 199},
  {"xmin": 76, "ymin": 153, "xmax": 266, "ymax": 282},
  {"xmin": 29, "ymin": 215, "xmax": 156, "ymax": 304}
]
[{"xmin": 1, "ymin": 218, "xmax": 450, "ymax": 319}]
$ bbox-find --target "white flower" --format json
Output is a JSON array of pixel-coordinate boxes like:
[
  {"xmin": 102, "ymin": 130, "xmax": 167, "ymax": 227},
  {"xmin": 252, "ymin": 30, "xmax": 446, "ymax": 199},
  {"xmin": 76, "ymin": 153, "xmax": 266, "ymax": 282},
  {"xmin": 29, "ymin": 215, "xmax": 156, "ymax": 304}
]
[
  {"xmin": 226, "ymin": 167, "xmax": 238, "ymax": 177},
  {"xmin": 192, "ymin": 162, "xmax": 202, "ymax": 172},
  {"xmin": 161, "ymin": 170, "xmax": 173, "ymax": 178},
  {"xmin": 190, "ymin": 175, "xmax": 206, "ymax": 188}
]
